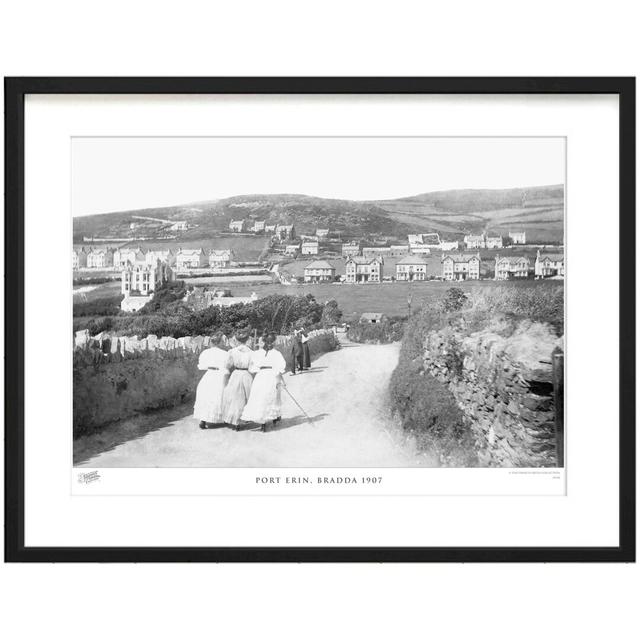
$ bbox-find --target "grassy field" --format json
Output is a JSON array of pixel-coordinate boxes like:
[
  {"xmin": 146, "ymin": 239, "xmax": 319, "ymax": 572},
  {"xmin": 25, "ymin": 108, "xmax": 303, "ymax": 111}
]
[{"xmin": 219, "ymin": 279, "xmax": 563, "ymax": 318}]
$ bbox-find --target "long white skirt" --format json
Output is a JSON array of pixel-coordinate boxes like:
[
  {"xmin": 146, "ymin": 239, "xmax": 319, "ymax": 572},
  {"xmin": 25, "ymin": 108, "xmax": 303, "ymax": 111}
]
[
  {"xmin": 241, "ymin": 371, "xmax": 282, "ymax": 424},
  {"xmin": 193, "ymin": 370, "xmax": 229, "ymax": 423},
  {"xmin": 222, "ymin": 370, "xmax": 253, "ymax": 426}
]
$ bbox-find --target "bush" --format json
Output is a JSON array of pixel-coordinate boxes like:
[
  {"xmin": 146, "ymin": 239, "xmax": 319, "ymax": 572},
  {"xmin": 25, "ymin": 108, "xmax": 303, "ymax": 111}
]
[
  {"xmin": 72, "ymin": 293, "xmax": 329, "ymax": 340},
  {"xmin": 389, "ymin": 354, "xmax": 477, "ymax": 467},
  {"xmin": 73, "ymin": 294, "xmax": 123, "ymax": 317},
  {"xmin": 138, "ymin": 281, "xmax": 187, "ymax": 314}
]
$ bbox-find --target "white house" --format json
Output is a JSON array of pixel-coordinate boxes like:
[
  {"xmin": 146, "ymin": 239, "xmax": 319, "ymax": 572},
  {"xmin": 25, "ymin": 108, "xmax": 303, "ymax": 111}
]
[
  {"xmin": 301, "ymin": 240, "xmax": 319, "ymax": 255},
  {"xmin": 208, "ymin": 249, "xmax": 232, "ymax": 269},
  {"xmin": 535, "ymin": 250, "xmax": 564, "ymax": 278},
  {"xmin": 408, "ymin": 233, "xmax": 441, "ymax": 252},
  {"xmin": 360, "ymin": 312, "xmax": 386, "ymax": 324},
  {"xmin": 464, "ymin": 234, "xmax": 486, "ymax": 249},
  {"xmin": 113, "ymin": 246, "xmax": 146, "ymax": 268},
  {"xmin": 494, "ymin": 255, "xmax": 530, "ymax": 280},
  {"xmin": 176, "ymin": 248, "xmax": 208, "ymax": 270},
  {"xmin": 72, "ymin": 247, "xmax": 88, "ymax": 269},
  {"xmin": 341, "ymin": 241, "xmax": 361, "ymax": 257},
  {"xmin": 389, "ymin": 244, "xmax": 410, "ymax": 257},
  {"xmin": 316, "ymin": 228, "xmax": 330, "ymax": 238},
  {"xmin": 229, "ymin": 220, "xmax": 246, "ymax": 232},
  {"xmin": 145, "ymin": 249, "xmax": 176, "ymax": 266},
  {"xmin": 345, "ymin": 256, "xmax": 383, "ymax": 283},
  {"xmin": 264, "ymin": 223, "xmax": 277, "ymax": 234},
  {"xmin": 396, "ymin": 255, "xmax": 428, "ymax": 281},
  {"xmin": 169, "ymin": 221, "xmax": 188, "ymax": 231},
  {"xmin": 304, "ymin": 260, "xmax": 336, "ymax": 283},
  {"xmin": 252, "ymin": 220, "xmax": 266, "ymax": 233},
  {"xmin": 276, "ymin": 224, "xmax": 295, "ymax": 240},
  {"xmin": 439, "ymin": 240, "xmax": 460, "ymax": 251},
  {"xmin": 509, "ymin": 231, "xmax": 526, "ymax": 245},
  {"xmin": 485, "ymin": 235, "xmax": 503, "ymax": 249},
  {"xmin": 86, "ymin": 247, "xmax": 115, "ymax": 268},
  {"xmin": 284, "ymin": 244, "xmax": 300, "ymax": 256},
  {"xmin": 442, "ymin": 253, "xmax": 481, "ymax": 281}
]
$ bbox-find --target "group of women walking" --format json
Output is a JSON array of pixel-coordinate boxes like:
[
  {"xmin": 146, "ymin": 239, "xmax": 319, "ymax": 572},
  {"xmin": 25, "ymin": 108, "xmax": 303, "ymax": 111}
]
[{"xmin": 193, "ymin": 328, "xmax": 309, "ymax": 432}]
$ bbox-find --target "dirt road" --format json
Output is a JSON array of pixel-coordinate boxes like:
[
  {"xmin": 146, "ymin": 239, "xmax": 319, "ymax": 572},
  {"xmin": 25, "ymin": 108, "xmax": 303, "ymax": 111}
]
[{"xmin": 74, "ymin": 337, "xmax": 429, "ymax": 467}]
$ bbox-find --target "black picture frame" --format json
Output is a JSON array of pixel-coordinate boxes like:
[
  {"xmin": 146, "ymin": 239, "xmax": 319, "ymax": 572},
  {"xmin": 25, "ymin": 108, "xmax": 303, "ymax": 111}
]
[{"xmin": 4, "ymin": 77, "xmax": 635, "ymax": 563}]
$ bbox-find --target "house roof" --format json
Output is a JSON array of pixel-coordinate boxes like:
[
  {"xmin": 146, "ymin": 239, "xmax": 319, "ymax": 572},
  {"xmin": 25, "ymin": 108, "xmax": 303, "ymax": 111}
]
[
  {"xmin": 209, "ymin": 249, "xmax": 231, "ymax": 257},
  {"xmin": 302, "ymin": 240, "xmax": 319, "ymax": 246},
  {"xmin": 397, "ymin": 255, "xmax": 428, "ymax": 265},
  {"xmin": 178, "ymin": 248, "xmax": 204, "ymax": 256},
  {"xmin": 442, "ymin": 253, "xmax": 480, "ymax": 263},
  {"xmin": 538, "ymin": 253, "xmax": 564, "ymax": 262},
  {"xmin": 361, "ymin": 312, "xmax": 384, "ymax": 321},
  {"xmin": 496, "ymin": 256, "xmax": 530, "ymax": 266},
  {"xmin": 347, "ymin": 256, "xmax": 379, "ymax": 265},
  {"xmin": 305, "ymin": 260, "xmax": 335, "ymax": 270}
]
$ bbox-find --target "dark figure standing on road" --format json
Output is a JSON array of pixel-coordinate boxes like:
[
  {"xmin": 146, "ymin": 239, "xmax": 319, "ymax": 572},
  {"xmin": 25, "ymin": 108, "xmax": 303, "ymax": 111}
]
[
  {"xmin": 300, "ymin": 328, "xmax": 311, "ymax": 370},
  {"xmin": 290, "ymin": 332, "xmax": 304, "ymax": 375}
]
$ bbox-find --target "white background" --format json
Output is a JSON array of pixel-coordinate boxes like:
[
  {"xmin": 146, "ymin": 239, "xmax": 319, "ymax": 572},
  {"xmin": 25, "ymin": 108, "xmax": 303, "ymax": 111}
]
[{"xmin": 1, "ymin": 2, "xmax": 638, "ymax": 640}]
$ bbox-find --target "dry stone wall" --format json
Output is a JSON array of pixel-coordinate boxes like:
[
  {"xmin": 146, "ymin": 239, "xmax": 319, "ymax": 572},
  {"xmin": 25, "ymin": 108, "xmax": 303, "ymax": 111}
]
[
  {"xmin": 73, "ymin": 329, "xmax": 337, "ymax": 435},
  {"xmin": 422, "ymin": 320, "xmax": 563, "ymax": 467}
]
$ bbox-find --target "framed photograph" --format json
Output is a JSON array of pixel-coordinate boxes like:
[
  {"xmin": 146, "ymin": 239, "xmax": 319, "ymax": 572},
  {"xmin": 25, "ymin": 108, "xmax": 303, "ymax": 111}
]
[{"xmin": 4, "ymin": 77, "xmax": 635, "ymax": 562}]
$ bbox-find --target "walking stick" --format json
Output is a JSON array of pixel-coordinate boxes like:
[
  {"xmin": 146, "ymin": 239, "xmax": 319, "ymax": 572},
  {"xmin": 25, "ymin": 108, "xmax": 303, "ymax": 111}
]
[{"xmin": 281, "ymin": 384, "xmax": 316, "ymax": 427}]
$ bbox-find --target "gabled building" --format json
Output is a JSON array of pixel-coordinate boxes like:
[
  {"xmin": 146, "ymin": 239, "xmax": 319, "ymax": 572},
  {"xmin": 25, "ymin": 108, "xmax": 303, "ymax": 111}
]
[
  {"xmin": 252, "ymin": 220, "xmax": 266, "ymax": 233},
  {"xmin": 535, "ymin": 250, "xmax": 564, "ymax": 278},
  {"xmin": 439, "ymin": 240, "xmax": 460, "ymax": 252},
  {"xmin": 113, "ymin": 246, "xmax": 146, "ymax": 268},
  {"xmin": 264, "ymin": 223, "xmax": 277, "ymax": 234},
  {"xmin": 284, "ymin": 244, "xmax": 300, "ymax": 256},
  {"xmin": 345, "ymin": 256, "xmax": 383, "ymax": 283},
  {"xmin": 304, "ymin": 260, "xmax": 336, "ymax": 283},
  {"xmin": 408, "ymin": 232, "xmax": 441, "ymax": 252},
  {"xmin": 396, "ymin": 255, "xmax": 428, "ymax": 281},
  {"xmin": 494, "ymin": 255, "xmax": 530, "ymax": 280},
  {"xmin": 301, "ymin": 240, "xmax": 319, "ymax": 255},
  {"xmin": 362, "ymin": 246, "xmax": 391, "ymax": 260},
  {"xmin": 176, "ymin": 248, "xmax": 208, "ymax": 270},
  {"xmin": 464, "ymin": 234, "xmax": 486, "ymax": 250},
  {"xmin": 87, "ymin": 247, "xmax": 115, "ymax": 268},
  {"xmin": 442, "ymin": 253, "xmax": 481, "ymax": 281},
  {"xmin": 485, "ymin": 235, "xmax": 503, "ymax": 249},
  {"xmin": 120, "ymin": 261, "xmax": 175, "ymax": 312},
  {"xmin": 316, "ymin": 228, "xmax": 330, "ymax": 238},
  {"xmin": 229, "ymin": 219, "xmax": 246, "ymax": 233},
  {"xmin": 276, "ymin": 224, "xmax": 295, "ymax": 240},
  {"xmin": 341, "ymin": 241, "xmax": 361, "ymax": 257},
  {"xmin": 389, "ymin": 244, "xmax": 410, "ymax": 257},
  {"xmin": 509, "ymin": 231, "xmax": 526, "ymax": 245},
  {"xmin": 209, "ymin": 249, "xmax": 232, "ymax": 269},
  {"xmin": 145, "ymin": 249, "xmax": 176, "ymax": 266},
  {"xmin": 72, "ymin": 247, "xmax": 88, "ymax": 269}
]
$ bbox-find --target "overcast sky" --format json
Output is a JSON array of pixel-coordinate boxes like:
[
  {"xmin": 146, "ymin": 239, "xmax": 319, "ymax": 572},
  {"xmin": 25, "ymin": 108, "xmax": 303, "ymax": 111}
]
[{"xmin": 72, "ymin": 137, "xmax": 565, "ymax": 217}]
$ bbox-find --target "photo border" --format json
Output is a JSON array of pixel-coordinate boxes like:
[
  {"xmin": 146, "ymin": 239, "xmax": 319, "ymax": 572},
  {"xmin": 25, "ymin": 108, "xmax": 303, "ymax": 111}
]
[{"xmin": 4, "ymin": 77, "xmax": 635, "ymax": 562}]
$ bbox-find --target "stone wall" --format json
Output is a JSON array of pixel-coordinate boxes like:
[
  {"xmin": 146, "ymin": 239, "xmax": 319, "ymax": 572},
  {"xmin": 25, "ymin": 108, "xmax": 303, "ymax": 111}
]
[
  {"xmin": 73, "ymin": 329, "xmax": 338, "ymax": 435},
  {"xmin": 422, "ymin": 320, "xmax": 563, "ymax": 467}
]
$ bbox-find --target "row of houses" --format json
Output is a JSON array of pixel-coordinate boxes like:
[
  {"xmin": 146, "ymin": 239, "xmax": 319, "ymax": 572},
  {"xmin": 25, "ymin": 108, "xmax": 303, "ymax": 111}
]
[
  {"xmin": 463, "ymin": 231, "xmax": 526, "ymax": 250},
  {"xmin": 229, "ymin": 220, "xmax": 296, "ymax": 239},
  {"xmin": 72, "ymin": 246, "xmax": 233, "ymax": 270},
  {"xmin": 301, "ymin": 250, "xmax": 564, "ymax": 283}
]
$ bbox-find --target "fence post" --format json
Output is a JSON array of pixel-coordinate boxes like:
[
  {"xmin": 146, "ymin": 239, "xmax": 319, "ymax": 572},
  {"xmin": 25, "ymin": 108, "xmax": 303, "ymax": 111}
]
[{"xmin": 552, "ymin": 348, "xmax": 564, "ymax": 467}]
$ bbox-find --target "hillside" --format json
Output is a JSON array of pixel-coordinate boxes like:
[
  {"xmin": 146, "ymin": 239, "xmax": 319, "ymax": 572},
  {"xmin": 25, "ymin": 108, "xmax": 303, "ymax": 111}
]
[{"xmin": 73, "ymin": 184, "xmax": 564, "ymax": 244}]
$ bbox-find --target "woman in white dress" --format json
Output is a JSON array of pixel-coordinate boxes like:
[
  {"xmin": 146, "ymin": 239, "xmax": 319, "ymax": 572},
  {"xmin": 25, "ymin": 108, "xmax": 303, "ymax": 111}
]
[
  {"xmin": 193, "ymin": 333, "xmax": 230, "ymax": 429},
  {"xmin": 241, "ymin": 333, "xmax": 287, "ymax": 431},
  {"xmin": 221, "ymin": 329, "xmax": 254, "ymax": 430}
]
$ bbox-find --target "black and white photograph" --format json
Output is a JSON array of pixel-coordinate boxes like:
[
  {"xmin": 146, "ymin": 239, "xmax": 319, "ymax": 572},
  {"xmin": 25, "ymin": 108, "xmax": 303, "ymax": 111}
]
[{"xmin": 72, "ymin": 136, "xmax": 565, "ymax": 471}]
